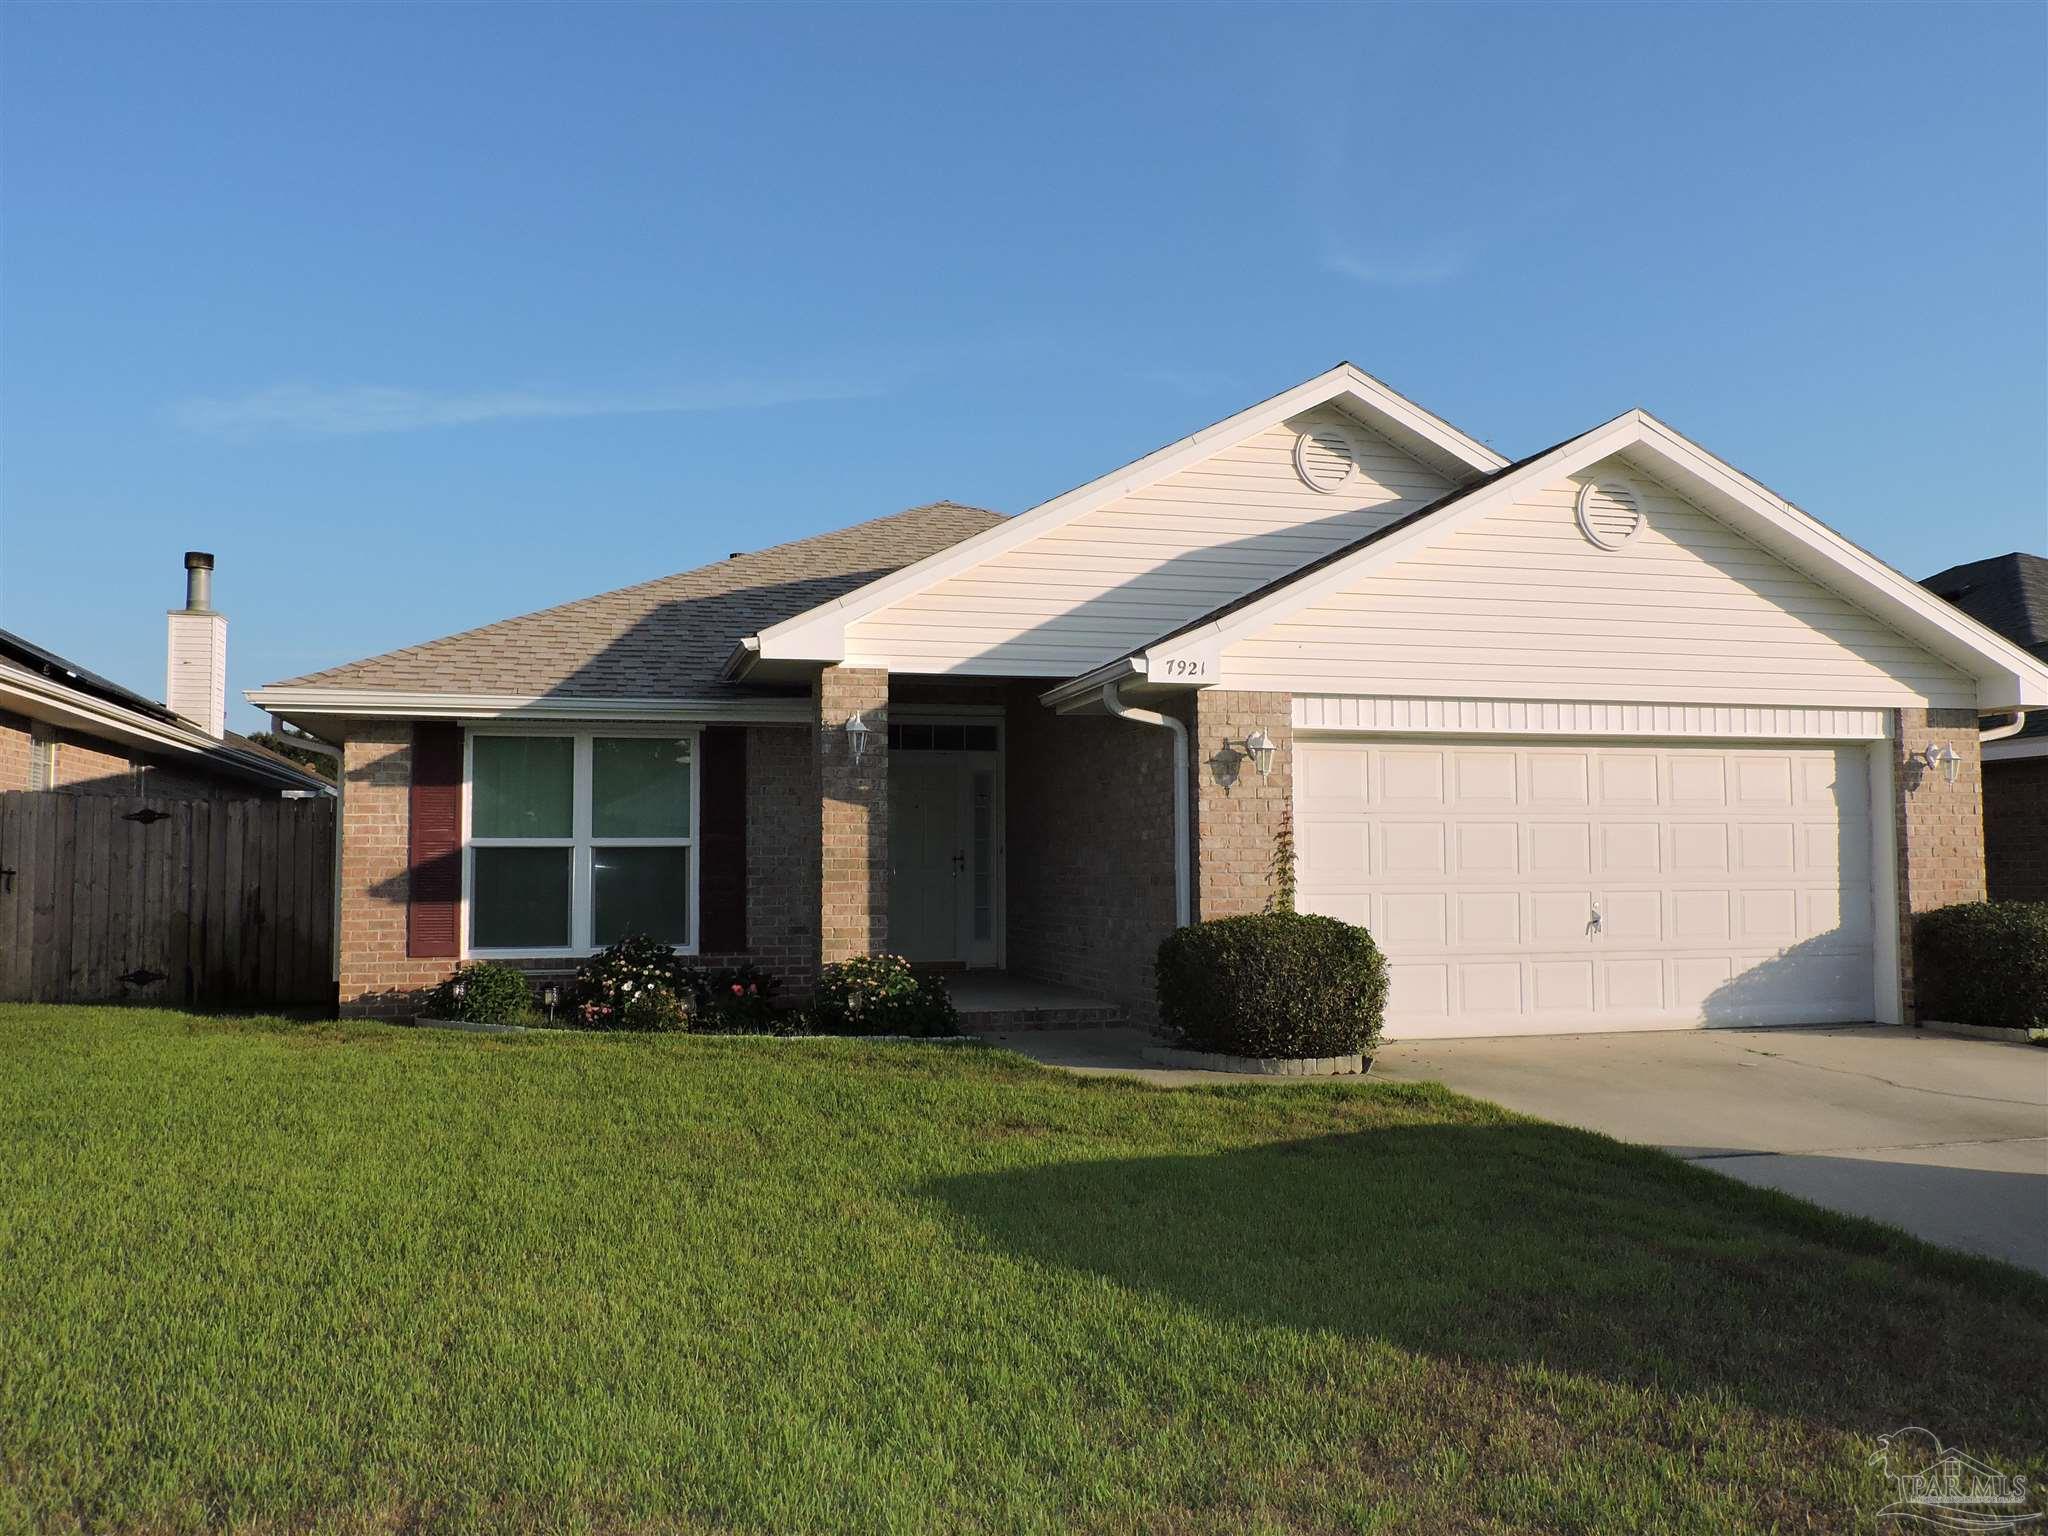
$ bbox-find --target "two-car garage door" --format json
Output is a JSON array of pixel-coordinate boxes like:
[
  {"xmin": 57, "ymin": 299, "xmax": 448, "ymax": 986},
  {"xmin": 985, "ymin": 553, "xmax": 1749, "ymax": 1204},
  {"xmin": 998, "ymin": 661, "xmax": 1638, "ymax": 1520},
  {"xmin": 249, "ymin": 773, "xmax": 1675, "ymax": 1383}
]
[{"xmin": 1294, "ymin": 739, "xmax": 1877, "ymax": 1038}]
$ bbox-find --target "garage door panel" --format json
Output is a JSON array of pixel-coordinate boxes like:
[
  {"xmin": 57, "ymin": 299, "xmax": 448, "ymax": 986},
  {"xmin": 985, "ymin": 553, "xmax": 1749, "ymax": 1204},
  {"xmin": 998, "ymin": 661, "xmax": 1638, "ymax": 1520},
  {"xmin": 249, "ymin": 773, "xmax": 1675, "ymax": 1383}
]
[
  {"xmin": 1379, "ymin": 750, "xmax": 1444, "ymax": 804},
  {"xmin": 1455, "ymin": 822, "xmax": 1519, "ymax": 874},
  {"xmin": 1390, "ymin": 963, "xmax": 1451, "ymax": 1016},
  {"xmin": 1600, "ymin": 822, "xmax": 1661, "ymax": 874},
  {"xmin": 1296, "ymin": 739, "xmax": 1876, "ymax": 1037},
  {"xmin": 1456, "ymin": 891, "xmax": 1519, "ymax": 944},
  {"xmin": 1382, "ymin": 822, "xmax": 1445, "ymax": 875},
  {"xmin": 1528, "ymin": 821, "xmax": 1592, "ymax": 874}
]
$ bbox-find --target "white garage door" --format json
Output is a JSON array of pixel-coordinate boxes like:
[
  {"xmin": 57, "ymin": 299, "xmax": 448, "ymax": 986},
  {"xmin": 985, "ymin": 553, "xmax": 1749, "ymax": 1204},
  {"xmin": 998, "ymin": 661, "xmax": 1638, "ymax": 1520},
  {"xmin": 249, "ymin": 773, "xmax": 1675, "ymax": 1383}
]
[{"xmin": 1294, "ymin": 740, "xmax": 1876, "ymax": 1038}]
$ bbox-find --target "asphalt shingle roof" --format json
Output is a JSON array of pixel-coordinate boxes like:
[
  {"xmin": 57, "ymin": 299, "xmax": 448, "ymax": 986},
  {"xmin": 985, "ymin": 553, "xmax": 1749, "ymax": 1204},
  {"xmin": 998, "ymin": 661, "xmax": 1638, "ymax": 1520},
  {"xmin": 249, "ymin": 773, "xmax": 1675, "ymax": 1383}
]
[
  {"xmin": 1922, "ymin": 551, "xmax": 2048, "ymax": 740},
  {"xmin": 269, "ymin": 501, "xmax": 1005, "ymax": 698}
]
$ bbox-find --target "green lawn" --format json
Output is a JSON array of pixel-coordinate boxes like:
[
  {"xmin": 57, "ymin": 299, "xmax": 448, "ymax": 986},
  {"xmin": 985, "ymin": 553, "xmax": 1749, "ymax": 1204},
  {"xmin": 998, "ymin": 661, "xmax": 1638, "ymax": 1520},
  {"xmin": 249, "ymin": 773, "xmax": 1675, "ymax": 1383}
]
[{"xmin": 2, "ymin": 1007, "xmax": 2043, "ymax": 1535}]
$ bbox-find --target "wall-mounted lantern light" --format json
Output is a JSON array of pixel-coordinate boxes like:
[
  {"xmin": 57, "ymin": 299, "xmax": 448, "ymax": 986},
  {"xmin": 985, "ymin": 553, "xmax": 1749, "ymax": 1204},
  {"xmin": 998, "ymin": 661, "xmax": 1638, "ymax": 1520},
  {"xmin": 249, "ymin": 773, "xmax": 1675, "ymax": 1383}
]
[
  {"xmin": 1921, "ymin": 741, "xmax": 1961, "ymax": 786},
  {"xmin": 1243, "ymin": 729, "xmax": 1277, "ymax": 777},
  {"xmin": 845, "ymin": 711, "xmax": 872, "ymax": 764}
]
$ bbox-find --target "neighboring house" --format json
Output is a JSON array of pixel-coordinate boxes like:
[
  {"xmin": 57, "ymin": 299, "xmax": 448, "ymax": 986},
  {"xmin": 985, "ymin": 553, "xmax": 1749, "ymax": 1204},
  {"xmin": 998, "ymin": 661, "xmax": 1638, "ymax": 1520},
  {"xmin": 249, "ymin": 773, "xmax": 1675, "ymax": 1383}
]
[
  {"xmin": 1922, "ymin": 552, "xmax": 2048, "ymax": 903},
  {"xmin": 2, "ymin": 554, "xmax": 330, "ymax": 800},
  {"xmin": 252, "ymin": 364, "xmax": 2048, "ymax": 1035}
]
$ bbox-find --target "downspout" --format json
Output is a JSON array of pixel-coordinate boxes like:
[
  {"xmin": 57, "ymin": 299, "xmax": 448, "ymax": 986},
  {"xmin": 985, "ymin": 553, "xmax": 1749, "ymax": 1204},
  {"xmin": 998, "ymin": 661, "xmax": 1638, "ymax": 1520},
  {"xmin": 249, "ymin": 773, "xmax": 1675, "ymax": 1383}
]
[
  {"xmin": 1980, "ymin": 710, "xmax": 2029, "ymax": 745},
  {"xmin": 1102, "ymin": 680, "xmax": 1191, "ymax": 929}
]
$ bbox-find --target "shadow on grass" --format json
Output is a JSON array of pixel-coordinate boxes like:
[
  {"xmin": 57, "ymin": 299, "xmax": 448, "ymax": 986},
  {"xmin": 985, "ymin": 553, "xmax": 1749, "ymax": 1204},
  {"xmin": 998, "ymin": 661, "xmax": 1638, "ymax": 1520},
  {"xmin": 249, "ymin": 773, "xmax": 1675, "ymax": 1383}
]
[{"xmin": 927, "ymin": 1121, "xmax": 2048, "ymax": 1459}]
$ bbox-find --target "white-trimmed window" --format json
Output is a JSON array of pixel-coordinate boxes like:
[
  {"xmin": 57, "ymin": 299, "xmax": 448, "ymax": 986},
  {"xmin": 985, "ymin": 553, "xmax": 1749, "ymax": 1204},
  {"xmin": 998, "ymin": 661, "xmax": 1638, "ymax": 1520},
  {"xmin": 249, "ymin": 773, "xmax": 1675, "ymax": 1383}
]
[{"xmin": 464, "ymin": 728, "xmax": 699, "ymax": 957}]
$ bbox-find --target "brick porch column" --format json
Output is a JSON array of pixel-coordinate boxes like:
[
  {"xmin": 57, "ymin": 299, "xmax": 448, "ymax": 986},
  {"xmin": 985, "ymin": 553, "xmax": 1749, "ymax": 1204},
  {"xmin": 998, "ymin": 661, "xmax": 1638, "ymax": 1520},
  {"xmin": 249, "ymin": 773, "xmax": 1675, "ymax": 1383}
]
[
  {"xmin": 1189, "ymin": 690, "xmax": 1295, "ymax": 921},
  {"xmin": 815, "ymin": 666, "xmax": 889, "ymax": 964},
  {"xmin": 1892, "ymin": 706, "xmax": 1986, "ymax": 1021}
]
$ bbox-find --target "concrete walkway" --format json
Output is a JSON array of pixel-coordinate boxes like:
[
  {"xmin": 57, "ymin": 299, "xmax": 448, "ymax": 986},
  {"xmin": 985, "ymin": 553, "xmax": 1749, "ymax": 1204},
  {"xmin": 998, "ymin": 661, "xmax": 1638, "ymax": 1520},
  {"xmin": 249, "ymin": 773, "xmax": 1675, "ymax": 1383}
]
[{"xmin": 991, "ymin": 1024, "xmax": 2048, "ymax": 1275}]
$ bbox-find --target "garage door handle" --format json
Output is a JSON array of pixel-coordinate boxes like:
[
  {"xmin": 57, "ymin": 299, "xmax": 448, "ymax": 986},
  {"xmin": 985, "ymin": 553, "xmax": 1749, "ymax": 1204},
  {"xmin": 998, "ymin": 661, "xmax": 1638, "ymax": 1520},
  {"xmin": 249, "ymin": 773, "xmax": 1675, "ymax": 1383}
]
[{"xmin": 1586, "ymin": 901, "xmax": 1602, "ymax": 937}]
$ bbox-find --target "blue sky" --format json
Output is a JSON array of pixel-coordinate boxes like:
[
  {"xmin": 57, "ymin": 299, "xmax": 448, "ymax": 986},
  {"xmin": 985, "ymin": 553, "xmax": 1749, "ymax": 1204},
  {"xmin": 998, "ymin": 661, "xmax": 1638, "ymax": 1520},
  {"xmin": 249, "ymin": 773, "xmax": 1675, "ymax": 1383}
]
[{"xmin": 3, "ymin": 3, "xmax": 2043, "ymax": 733}]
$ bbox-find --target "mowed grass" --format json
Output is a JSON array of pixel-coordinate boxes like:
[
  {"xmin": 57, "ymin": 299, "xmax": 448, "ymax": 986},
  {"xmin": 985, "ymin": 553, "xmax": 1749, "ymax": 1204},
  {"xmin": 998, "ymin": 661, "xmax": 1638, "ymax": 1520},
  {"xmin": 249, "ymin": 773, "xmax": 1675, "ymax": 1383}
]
[{"xmin": 2, "ymin": 1008, "xmax": 2043, "ymax": 1536}]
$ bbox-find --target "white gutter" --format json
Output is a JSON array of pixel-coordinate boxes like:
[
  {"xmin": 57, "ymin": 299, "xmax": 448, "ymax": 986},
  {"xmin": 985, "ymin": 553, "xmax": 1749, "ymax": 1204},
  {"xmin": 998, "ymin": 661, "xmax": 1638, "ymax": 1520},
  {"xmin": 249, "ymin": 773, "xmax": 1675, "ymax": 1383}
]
[
  {"xmin": 1980, "ymin": 710, "xmax": 2029, "ymax": 745},
  {"xmin": 1102, "ymin": 679, "xmax": 1190, "ymax": 930},
  {"xmin": 1039, "ymin": 656, "xmax": 1144, "ymax": 713},
  {"xmin": 247, "ymin": 687, "xmax": 813, "ymax": 724}
]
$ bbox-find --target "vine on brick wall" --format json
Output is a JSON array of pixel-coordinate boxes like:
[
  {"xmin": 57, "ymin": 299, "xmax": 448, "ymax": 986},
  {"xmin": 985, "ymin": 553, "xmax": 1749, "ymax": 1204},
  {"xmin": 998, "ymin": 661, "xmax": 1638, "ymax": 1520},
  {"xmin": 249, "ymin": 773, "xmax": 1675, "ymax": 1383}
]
[{"xmin": 1267, "ymin": 806, "xmax": 1297, "ymax": 915}]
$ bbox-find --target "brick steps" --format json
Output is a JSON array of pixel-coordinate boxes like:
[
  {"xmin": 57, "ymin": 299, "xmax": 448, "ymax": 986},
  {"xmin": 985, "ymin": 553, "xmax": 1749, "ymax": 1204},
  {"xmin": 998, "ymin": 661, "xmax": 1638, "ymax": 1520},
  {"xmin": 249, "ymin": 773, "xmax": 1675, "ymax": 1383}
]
[{"xmin": 955, "ymin": 1001, "xmax": 1127, "ymax": 1034}]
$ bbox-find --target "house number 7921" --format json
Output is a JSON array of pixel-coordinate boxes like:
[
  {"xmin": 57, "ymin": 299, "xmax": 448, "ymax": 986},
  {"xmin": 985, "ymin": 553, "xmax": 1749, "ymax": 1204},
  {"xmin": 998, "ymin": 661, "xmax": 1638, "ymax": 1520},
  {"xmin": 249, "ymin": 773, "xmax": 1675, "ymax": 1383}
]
[{"xmin": 1163, "ymin": 658, "xmax": 1208, "ymax": 678}]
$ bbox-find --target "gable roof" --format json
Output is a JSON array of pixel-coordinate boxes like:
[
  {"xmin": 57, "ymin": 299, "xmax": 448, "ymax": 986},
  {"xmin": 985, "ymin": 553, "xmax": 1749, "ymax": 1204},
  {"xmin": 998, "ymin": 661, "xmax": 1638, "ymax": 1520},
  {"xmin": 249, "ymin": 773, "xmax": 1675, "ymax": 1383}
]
[
  {"xmin": 1, "ymin": 628, "xmax": 331, "ymax": 795},
  {"xmin": 254, "ymin": 502, "xmax": 1002, "ymax": 711},
  {"xmin": 1046, "ymin": 412, "xmax": 2048, "ymax": 714},
  {"xmin": 731, "ymin": 363, "xmax": 1505, "ymax": 677}
]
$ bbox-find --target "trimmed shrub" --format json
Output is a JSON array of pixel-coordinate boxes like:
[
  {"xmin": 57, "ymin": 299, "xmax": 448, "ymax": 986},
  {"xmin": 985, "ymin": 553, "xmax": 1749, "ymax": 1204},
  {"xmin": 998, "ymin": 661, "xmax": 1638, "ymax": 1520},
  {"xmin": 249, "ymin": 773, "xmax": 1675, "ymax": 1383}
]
[
  {"xmin": 811, "ymin": 954, "xmax": 958, "ymax": 1036},
  {"xmin": 1914, "ymin": 901, "xmax": 2048, "ymax": 1030},
  {"xmin": 1155, "ymin": 912, "xmax": 1388, "ymax": 1060},
  {"xmin": 570, "ymin": 935, "xmax": 691, "ymax": 1030},
  {"xmin": 426, "ymin": 962, "xmax": 532, "ymax": 1026}
]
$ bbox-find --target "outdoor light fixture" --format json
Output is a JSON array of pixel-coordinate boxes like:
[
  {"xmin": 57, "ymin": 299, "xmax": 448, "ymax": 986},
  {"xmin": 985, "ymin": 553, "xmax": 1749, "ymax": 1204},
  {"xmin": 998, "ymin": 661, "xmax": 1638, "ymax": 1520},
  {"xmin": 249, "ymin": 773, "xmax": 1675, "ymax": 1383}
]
[
  {"xmin": 541, "ymin": 983, "xmax": 560, "ymax": 1024},
  {"xmin": 1244, "ymin": 729, "xmax": 1277, "ymax": 777},
  {"xmin": 449, "ymin": 977, "xmax": 467, "ymax": 1004},
  {"xmin": 844, "ymin": 711, "xmax": 871, "ymax": 764},
  {"xmin": 1922, "ymin": 742, "xmax": 1961, "ymax": 785}
]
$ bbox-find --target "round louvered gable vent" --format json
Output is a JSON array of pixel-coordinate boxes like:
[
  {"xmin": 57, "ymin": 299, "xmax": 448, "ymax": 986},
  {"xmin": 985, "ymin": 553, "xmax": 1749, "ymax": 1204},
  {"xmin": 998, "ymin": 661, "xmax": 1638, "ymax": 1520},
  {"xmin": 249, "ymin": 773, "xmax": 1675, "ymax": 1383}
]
[
  {"xmin": 1575, "ymin": 480, "xmax": 1644, "ymax": 550},
  {"xmin": 1294, "ymin": 425, "xmax": 1357, "ymax": 493}
]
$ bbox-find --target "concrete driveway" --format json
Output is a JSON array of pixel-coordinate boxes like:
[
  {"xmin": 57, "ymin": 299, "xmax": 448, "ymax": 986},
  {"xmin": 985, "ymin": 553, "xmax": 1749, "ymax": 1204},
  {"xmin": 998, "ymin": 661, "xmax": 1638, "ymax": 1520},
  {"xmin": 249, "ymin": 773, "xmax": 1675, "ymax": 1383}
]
[{"xmin": 1374, "ymin": 1027, "xmax": 2048, "ymax": 1275}]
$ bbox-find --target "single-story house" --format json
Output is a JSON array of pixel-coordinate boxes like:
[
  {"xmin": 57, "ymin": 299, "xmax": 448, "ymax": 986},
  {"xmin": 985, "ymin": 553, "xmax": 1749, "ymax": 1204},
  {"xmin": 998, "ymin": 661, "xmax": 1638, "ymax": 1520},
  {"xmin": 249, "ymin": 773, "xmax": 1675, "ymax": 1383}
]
[
  {"xmin": 252, "ymin": 364, "xmax": 2048, "ymax": 1035},
  {"xmin": 1922, "ymin": 552, "xmax": 2048, "ymax": 903},
  {"xmin": 3, "ymin": 554, "xmax": 330, "ymax": 800}
]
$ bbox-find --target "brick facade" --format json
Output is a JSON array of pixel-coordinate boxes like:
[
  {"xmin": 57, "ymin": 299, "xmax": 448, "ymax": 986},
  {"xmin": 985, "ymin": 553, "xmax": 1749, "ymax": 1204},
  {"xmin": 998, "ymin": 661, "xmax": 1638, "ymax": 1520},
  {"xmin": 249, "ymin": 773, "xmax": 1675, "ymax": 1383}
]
[
  {"xmin": 338, "ymin": 723, "xmax": 450, "ymax": 1016},
  {"xmin": 1984, "ymin": 756, "xmax": 2048, "ymax": 904},
  {"xmin": 1188, "ymin": 690, "xmax": 1294, "ymax": 921},
  {"xmin": 0, "ymin": 710, "xmax": 29, "ymax": 792},
  {"xmin": 1892, "ymin": 706, "xmax": 1987, "ymax": 1022},
  {"xmin": 335, "ymin": 719, "xmax": 824, "ymax": 1017},
  {"xmin": 1004, "ymin": 685, "xmax": 1178, "ymax": 1026},
  {"xmin": 816, "ymin": 666, "xmax": 889, "ymax": 963},
  {"xmin": 739, "ymin": 725, "xmax": 820, "ymax": 993}
]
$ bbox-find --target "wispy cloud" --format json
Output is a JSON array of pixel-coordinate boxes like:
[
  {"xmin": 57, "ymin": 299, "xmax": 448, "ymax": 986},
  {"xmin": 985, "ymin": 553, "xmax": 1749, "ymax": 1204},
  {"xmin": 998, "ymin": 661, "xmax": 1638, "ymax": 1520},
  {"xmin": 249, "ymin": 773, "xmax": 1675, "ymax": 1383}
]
[
  {"xmin": 1322, "ymin": 243, "xmax": 1473, "ymax": 289},
  {"xmin": 171, "ymin": 377, "xmax": 880, "ymax": 438}
]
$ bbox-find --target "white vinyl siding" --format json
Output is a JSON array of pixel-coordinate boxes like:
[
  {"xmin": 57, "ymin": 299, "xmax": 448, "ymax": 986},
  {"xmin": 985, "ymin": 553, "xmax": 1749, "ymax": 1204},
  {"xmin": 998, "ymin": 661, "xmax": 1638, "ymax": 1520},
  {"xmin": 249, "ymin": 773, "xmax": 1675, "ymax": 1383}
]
[
  {"xmin": 844, "ymin": 407, "xmax": 1457, "ymax": 676},
  {"xmin": 1220, "ymin": 452, "xmax": 1973, "ymax": 708}
]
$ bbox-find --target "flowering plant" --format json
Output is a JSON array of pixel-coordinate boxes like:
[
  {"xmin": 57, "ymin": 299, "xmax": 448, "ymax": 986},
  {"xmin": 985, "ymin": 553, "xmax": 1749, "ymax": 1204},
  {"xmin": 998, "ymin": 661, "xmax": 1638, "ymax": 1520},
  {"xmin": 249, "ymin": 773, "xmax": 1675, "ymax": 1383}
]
[
  {"xmin": 811, "ymin": 954, "xmax": 957, "ymax": 1037},
  {"xmin": 569, "ymin": 935, "xmax": 692, "ymax": 1030}
]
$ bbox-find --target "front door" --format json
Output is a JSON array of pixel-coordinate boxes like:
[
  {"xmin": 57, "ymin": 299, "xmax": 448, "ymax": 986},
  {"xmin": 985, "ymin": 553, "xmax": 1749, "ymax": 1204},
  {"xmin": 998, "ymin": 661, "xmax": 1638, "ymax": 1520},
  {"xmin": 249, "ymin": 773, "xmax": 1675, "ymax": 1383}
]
[{"xmin": 887, "ymin": 745, "xmax": 1002, "ymax": 966}]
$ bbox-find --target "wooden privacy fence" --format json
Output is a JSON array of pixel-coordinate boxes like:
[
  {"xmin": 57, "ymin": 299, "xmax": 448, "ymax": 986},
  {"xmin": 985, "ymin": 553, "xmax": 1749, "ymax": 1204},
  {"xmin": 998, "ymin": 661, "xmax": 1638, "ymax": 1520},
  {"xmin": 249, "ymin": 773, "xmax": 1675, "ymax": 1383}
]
[{"xmin": 0, "ymin": 792, "xmax": 335, "ymax": 1008}]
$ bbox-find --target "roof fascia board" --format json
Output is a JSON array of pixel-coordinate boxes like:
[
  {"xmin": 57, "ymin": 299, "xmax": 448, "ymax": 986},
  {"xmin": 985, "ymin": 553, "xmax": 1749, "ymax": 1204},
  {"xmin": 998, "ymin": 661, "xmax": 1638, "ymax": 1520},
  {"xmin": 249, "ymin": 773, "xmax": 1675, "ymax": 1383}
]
[
  {"xmin": 1626, "ymin": 414, "xmax": 2048, "ymax": 707},
  {"xmin": 1144, "ymin": 410, "xmax": 2048, "ymax": 710},
  {"xmin": 751, "ymin": 364, "xmax": 1507, "ymax": 665},
  {"xmin": 3, "ymin": 665, "xmax": 326, "ymax": 793},
  {"xmin": 246, "ymin": 687, "xmax": 815, "ymax": 724},
  {"xmin": 1983, "ymin": 735, "xmax": 2048, "ymax": 762},
  {"xmin": 1038, "ymin": 656, "xmax": 1145, "ymax": 713}
]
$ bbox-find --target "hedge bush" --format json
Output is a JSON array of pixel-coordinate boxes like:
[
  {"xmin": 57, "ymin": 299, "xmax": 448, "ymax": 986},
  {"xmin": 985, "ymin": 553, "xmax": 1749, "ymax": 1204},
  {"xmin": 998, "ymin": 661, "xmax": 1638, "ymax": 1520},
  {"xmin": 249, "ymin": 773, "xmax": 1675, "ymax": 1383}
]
[
  {"xmin": 1914, "ymin": 901, "xmax": 2048, "ymax": 1030},
  {"xmin": 810, "ymin": 954, "xmax": 958, "ymax": 1036},
  {"xmin": 425, "ymin": 962, "xmax": 532, "ymax": 1026},
  {"xmin": 1155, "ymin": 912, "xmax": 1388, "ymax": 1060}
]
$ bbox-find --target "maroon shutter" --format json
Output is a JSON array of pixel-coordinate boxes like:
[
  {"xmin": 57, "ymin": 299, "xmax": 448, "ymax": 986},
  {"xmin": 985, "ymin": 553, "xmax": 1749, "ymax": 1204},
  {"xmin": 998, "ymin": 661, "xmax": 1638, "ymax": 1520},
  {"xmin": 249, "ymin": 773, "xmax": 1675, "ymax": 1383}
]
[
  {"xmin": 408, "ymin": 723, "xmax": 463, "ymax": 958},
  {"xmin": 697, "ymin": 726, "xmax": 747, "ymax": 954}
]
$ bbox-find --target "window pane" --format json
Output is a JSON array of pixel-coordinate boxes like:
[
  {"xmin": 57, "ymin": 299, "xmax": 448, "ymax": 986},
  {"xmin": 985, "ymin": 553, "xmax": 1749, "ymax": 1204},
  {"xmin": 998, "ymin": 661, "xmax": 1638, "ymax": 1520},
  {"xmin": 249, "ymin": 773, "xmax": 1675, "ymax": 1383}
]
[
  {"xmin": 472, "ymin": 846, "xmax": 572, "ymax": 949},
  {"xmin": 472, "ymin": 736, "xmax": 573, "ymax": 838},
  {"xmin": 592, "ymin": 846, "xmax": 690, "ymax": 946},
  {"xmin": 592, "ymin": 737, "xmax": 692, "ymax": 838}
]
